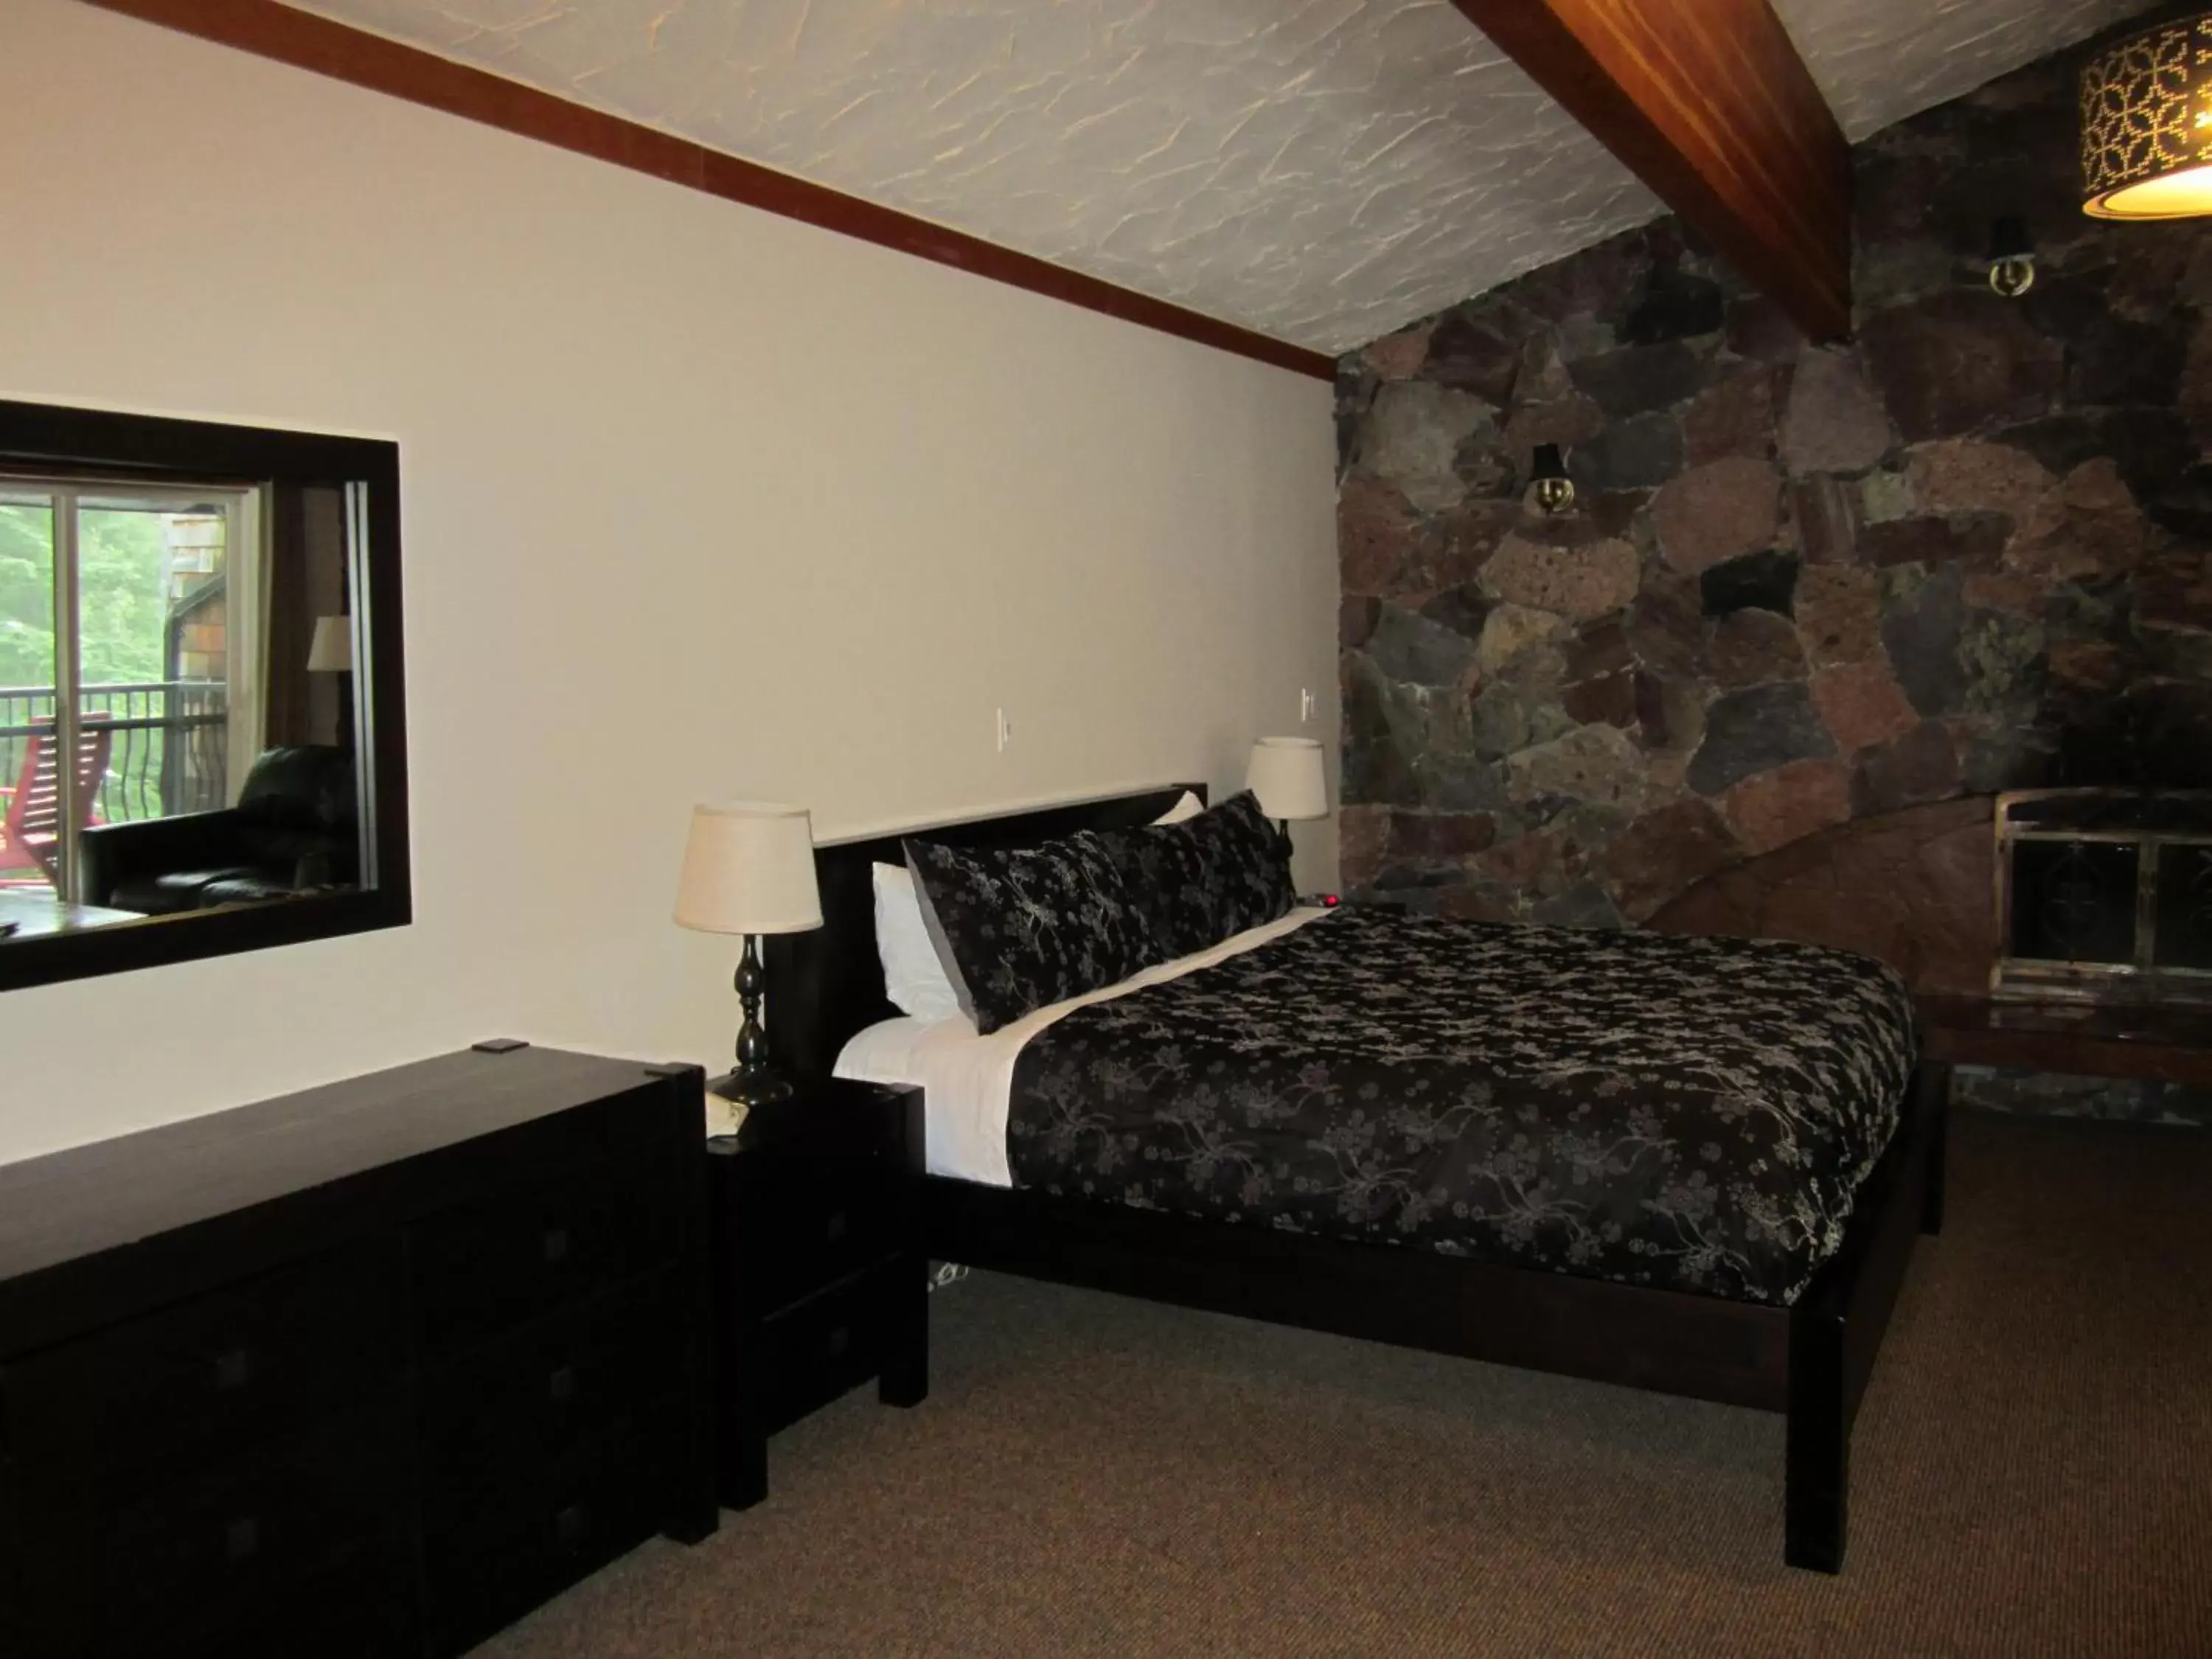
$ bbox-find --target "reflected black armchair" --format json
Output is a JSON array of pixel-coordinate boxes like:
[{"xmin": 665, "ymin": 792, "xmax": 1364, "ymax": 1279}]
[{"xmin": 80, "ymin": 745, "xmax": 360, "ymax": 916}]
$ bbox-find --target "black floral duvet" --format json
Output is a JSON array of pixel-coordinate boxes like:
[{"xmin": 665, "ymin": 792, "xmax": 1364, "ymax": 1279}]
[{"xmin": 1004, "ymin": 909, "xmax": 1918, "ymax": 1305}]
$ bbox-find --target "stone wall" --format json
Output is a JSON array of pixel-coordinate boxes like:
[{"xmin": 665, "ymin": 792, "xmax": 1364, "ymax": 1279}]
[{"xmin": 1335, "ymin": 34, "xmax": 2212, "ymax": 964}]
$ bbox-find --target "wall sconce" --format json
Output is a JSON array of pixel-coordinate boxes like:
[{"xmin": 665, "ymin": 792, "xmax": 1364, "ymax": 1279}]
[
  {"xmin": 1527, "ymin": 443, "xmax": 1576, "ymax": 514},
  {"xmin": 1987, "ymin": 217, "xmax": 2037, "ymax": 298}
]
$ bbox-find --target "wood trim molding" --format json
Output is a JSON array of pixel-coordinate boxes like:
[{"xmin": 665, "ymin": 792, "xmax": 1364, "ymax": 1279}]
[
  {"xmin": 1453, "ymin": 0, "xmax": 1852, "ymax": 342},
  {"xmin": 81, "ymin": 0, "xmax": 1335, "ymax": 382}
]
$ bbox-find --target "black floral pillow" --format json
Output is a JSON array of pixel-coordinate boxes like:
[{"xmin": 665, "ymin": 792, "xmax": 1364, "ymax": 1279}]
[
  {"xmin": 1098, "ymin": 790, "xmax": 1295, "ymax": 961},
  {"xmin": 902, "ymin": 830, "xmax": 1161, "ymax": 1034}
]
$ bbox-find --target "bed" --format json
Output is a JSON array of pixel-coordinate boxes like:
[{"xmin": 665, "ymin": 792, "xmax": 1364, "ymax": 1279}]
[{"xmin": 765, "ymin": 785, "xmax": 1947, "ymax": 1573}]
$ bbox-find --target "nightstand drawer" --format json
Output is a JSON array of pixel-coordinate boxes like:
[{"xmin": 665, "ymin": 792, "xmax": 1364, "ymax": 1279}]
[
  {"xmin": 0, "ymin": 1240, "xmax": 404, "ymax": 1502},
  {"xmin": 740, "ymin": 1157, "xmax": 913, "ymax": 1313},
  {"xmin": 409, "ymin": 1142, "xmax": 681, "ymax": 1352},
  {"xmin": 421, "ymin": 1409, "xmax": 675, "ymax": 1655},
  {"xmin": 417, "ymin": 1273, "xmax": 683, "ymax": 1499},
  {"xmin": 757, "ymin": 1263, "xmax": 902, "ymax": 1433}
]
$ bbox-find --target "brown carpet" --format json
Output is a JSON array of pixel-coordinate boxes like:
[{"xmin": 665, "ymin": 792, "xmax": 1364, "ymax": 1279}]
[{"xmin": 479, "ymin": 1112, "xmax": 2212, "ymax": 1658}]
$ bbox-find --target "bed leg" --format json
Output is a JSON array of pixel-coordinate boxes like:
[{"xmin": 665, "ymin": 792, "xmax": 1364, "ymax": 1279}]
[
  {"xmin": 1784, "ymin": 1304, "xmax": 1848, "ymax": 1573},
  {"xmin": 1919, "ymin": 1060, "xmax": 1950, "ymax": 1237}
]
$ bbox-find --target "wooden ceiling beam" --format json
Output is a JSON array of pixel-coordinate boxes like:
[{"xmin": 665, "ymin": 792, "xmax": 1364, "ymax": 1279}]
[{"xmin": 1451, "ymin": 0, "xmax": 1851, "ymax": 341}]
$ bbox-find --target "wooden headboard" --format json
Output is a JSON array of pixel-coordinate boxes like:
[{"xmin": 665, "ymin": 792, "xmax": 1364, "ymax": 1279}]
[{"xmin": 764, "ymin": 784, "xmax": 1206, "ymax": 1082}]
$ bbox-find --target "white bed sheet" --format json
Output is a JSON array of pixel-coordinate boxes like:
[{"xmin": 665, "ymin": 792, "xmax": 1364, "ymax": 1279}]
[{"xmin": 834, "ymin": 905, "xmax": 1329, "ymax": 1184}]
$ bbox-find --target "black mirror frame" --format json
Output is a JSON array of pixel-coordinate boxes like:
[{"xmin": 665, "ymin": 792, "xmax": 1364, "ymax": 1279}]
[{"xmin": 0, "ymin": 399, "xmax": 410, "ymax": 992}]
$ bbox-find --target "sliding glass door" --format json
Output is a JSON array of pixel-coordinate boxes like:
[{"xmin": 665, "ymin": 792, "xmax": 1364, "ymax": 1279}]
[{"xmin": 0, "ymin": 479, "xmax": 255, "ymax": 905}]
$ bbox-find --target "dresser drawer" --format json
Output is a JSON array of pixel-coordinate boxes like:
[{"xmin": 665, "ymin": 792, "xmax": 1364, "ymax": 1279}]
[
  {"xmin": 0, "ymin": 1240, "xmax": 404, "ymax": 1502},
  {"xmin": 87, "ymin": 1412, "xmax": 408, "ymax": 1658},
  {"xmin": 409, "ymin": 1139, "xmax": 683, "ymax": 1352},
  {"xmin": 422, "ymin": 1408, "xmax": 675, "ymax": 1655},
  {"xmin": 740, "ymin": 1153, "xmax": 913, "ymax": 1314},
  {"xmin": 417, "ymin": 1271, "xmax": 684, "ymax": 1500},
  {"xmin": 757, "ymin": 1262, "xmax": 903, "ymax": 1433}
]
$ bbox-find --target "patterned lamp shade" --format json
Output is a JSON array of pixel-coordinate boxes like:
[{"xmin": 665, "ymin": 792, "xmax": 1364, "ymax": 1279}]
[{"xmin": 2082, "ymin": 15, "xmax": 2212, "ymax": 220}]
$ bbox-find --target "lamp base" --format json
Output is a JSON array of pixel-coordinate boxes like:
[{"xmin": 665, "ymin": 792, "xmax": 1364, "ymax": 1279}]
[{"xmin": 710, "ymin": 1066, "xmax": 794, "ymax": 1107}]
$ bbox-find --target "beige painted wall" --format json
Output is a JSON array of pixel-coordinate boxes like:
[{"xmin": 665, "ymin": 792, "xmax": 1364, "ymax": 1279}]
[{"xmin": 0, "ymin": 1, "xmax": 1340, "ymax": 1164}]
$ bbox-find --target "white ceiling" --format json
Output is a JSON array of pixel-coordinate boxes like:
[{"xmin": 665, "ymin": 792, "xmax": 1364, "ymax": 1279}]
[{"xmin": 281, "ymin": 0, "xmax": 2148, "ymax": 357}]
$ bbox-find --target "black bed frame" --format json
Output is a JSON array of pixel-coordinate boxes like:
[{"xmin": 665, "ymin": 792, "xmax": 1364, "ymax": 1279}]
[{"xmin": 767, "ymin": 785, "xmax": 1947, "ymax": 1572}]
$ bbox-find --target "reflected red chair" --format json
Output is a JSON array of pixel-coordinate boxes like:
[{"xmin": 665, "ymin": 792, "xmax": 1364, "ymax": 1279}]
[{"xmin": 0, "ymin": 718, "xmax": 115, "ymax": 888}]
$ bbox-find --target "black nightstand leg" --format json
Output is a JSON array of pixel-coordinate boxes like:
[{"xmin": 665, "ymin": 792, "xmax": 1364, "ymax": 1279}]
[{"xmin": 878, "ymin": 1251, "xmax": 930, "ymax": 1408}]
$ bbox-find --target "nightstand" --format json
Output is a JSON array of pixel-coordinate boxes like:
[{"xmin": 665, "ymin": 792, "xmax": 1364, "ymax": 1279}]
[{"xmin": 706, "ymin": 1078, "xmax": 928, "ymax": 1509}]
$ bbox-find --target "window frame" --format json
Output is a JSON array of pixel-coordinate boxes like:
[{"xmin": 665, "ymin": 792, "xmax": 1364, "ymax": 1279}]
[{"xmin": 0, "ymin": 400, "xmax": 409, "ymax": 992}]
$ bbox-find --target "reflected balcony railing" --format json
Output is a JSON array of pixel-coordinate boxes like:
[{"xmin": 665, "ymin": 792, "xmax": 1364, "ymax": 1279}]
[{"xmin": 0, "ymin": 681, "xmax": 229, "ymax": 843}]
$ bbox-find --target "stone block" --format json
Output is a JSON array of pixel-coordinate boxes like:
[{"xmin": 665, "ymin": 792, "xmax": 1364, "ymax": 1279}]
[
  {"xmin": 1475, "ymin": 603, "xmax": 1572, "ymax": 676},
  {"xmin": 1850, "ymin": 722, "xmax": 1961, "ymax": 815},
  {"xmin": 1503, "ymin": 723, "xmax": 1646, "ymax": 809},
  {"xmin": 1700, "ymin": 549, "xmax": 1801, "ymax": 618},
  {"xmin": 1338, "ymin": 804, "xmax": 1390, "ymax": 888},
  {"xmin": 1812, "ymin": 660, "xmax": 1919, "ymax": 751},
  {"xmin": 1570, "ymin": 341, "xmax": 1705, "ymax": 420},
  {"xmin": 1602, "ymin": 797, "xmax": 1742, "ymax": 921},
  {"xmin": 1422, "ymin": 314, "xmax": 1520, "ymax": 404},
  {"xmin": 1795, "ymin": 565, "xmax": 1885, "ymax": 666},
  {"xmin": 1562, "ymin": 671, "xmax": 1638, "ymax": 728},
  {"xmin": 1791, "ymin": 474, "xmax": 1862, "ymax": 566},
  {"xmin": 1363, "ymin": 325, "xmax": 1433, "ymax": 382},
  {"xmin": 1354, "ymin": 380, "xmax": 1496, "ymax": 512},
  {"xmin": 1652, "ymin": 456, "xmax": 1783, "ymax": 574},
  {"xmin": 1709, "ymin": 609, "xmax": 1809, "ymax": 687},
  {"xmin": 1860, "ymin": 290, "xmax": 2065, "ymax": 443},
  {"xmin": 1910, "ymin": 438, "xmax": 2052, "ymax": 517},
  {"xmin": 1624, "ymin": 267, "xmax": 1725, "ymax": 344},
  {"xmin": 1859, "ymin": 513, "xmax": 2009, "ymax": 568},
  {"xmin": 1576, "ymin": 411, "xmax": 1685, "ymax": 492},
  {"xmin": 1388, "ymin": 811, "xmax": 1500, "ymax": 860},
  {"xmin": 1687, "ymin": 683, "xmax": 1837, "ymax": 795},
  {"xmin": 1781, "ymin": 347, "xmax": 1893, "ymax": 476},
  {"xmin": 2005, "ymin": 458, "xmax": 2149, "ymax": 580},
  {"xmin": 1722, "ymin": 759, "xmax": 1854, "ymax": 856},
  {"xmin": 1480, "ymin": 535, "xmax": 1641, "ymax": 622},
  {"xmin": 1684, "ymin": 363, "xmax": 1786, "ymax": 465},
  {"xmin": 1340, "ymin": 594, "xmax": 1380, "ymax": 649},
  {"xmin": 1366, "ymin": 605, "xmax": 1477, "ymax": 689},
  {"xmin": 1882, "ymin": 564, "xmax": 1969, "ymax": 716}
]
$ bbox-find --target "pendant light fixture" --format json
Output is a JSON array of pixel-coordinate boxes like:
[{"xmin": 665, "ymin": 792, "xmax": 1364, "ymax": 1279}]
[{"xmin": 2082, "ymin": 15, "xmax": 2212, "ymax": 220}]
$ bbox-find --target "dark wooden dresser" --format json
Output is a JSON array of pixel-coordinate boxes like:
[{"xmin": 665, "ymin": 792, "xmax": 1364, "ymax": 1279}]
[{"xmin": 0, "ymin": 1043, "xmax": 716, "ymax": 1659}]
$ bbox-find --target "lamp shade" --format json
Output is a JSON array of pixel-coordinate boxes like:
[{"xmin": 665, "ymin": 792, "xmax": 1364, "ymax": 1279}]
[
  {"xmin": 1247, "ymin": 737, "xmax": 1328, "ymax": 821},
  {"xmin": 2082, "ymin": 15, "xmax": 2212, "ymax": 220},
  {"xmin": 306, "ymin": 614, "xmax": 353, "ymax": 672},
  {"xmin": 673, "ymin": 802, "xmax": 823, "ymax": 935}
]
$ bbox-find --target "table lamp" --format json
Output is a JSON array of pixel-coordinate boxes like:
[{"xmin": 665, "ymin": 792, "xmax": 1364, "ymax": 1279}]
[
  {"xmin": 674, "ymin": 801, "xmax": 823, "ymax": 1105},
  {"xmin": 1247, "ymin": 737, "xmax": 1329, "ymax": 855}
]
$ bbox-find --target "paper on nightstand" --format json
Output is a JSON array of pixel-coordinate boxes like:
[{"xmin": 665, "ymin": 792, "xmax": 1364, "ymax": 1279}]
[{"xmin": 705, "ymin": 1086, "xmax": 749, "ymax": 1140}]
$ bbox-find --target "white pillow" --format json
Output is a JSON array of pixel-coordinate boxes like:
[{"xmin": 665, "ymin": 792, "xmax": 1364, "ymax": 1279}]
[
  {"xmin": 1151, "ymin": 790, "xmax": 1205, "ymax": 825},
  {"xmin": 874, "ymin": 862, "xmax": 967, "ymax": 1022}
]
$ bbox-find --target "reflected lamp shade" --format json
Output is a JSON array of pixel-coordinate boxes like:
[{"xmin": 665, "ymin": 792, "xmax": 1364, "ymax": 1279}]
[
  {"xmin": 306, "ymin": 614, "xmax": 353, "ymax": 672},
  {"xmin": 2082, "ymin": 15, "xmax": 2212, "ymax": 220},
  {"xmin": 672, "ymin": 802, "xmax": 823, "ymax": 936},
  {"xmin": 1246, "ymin": 737, "xmax": 1329, "ymax": 822}
]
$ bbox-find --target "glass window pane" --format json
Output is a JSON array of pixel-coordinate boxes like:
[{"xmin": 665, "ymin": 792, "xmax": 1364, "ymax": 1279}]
[{"xmin": 76, "ymin": 501, "xmax": 230, "ymax": 825}]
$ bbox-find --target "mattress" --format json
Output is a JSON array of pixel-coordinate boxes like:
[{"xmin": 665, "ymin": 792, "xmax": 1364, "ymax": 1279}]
[{"xmin": 1001, "ymin": 908, "xmax": 1918, "ymax": 1306}]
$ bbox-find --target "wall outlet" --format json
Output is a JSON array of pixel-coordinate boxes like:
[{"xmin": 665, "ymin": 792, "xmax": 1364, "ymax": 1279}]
[
  {"xmin": 995, "ymin": 708, "xmax": 1013, "ymax": 753},
  {"xmin": 1301, "ymin": 687, "xmax": 1317, "ymax": 723}
]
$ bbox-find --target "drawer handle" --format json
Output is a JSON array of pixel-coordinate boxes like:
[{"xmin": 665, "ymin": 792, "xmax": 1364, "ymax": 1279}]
[
  {"xmin": 543, "ymin": 1226, "xmax": 571, "ymax": 1265},
  {"xmin": 226, "ymin": 1516, "xmax": 260, "ymax": 1564},
  {"xmin": 548, "ymin": 1363, "xmax": 577, "ymax": 1405},
  {"xmin": 824, "ymin": 1208, "xmax": 848, "ymax": 1242},
  {"xmin": 213, "ymin": 1349, "xmax": 253, "ymax": 1392},
  {"xmin": 554, "ymin": 1503, "xmax": 586, "ymax": 1550},
  {"xmin": 827, "ymin": 1324, "xmax": 852, "ymax": 1359}
]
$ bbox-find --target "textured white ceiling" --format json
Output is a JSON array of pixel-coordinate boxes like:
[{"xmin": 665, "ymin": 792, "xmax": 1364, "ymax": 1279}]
[
  {"xmin": 1771, "ymin": 0, "xmax": 2150, "ymax": 142},
  {"xmin": 276, "ymin": 0, "xmax": 2148, "ymax": 356}
]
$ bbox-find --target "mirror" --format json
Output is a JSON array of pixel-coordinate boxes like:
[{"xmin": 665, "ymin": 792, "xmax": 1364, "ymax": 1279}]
[{"xmin": 0, "ymin": 400, "xmax": 408, "ymax": 991}]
